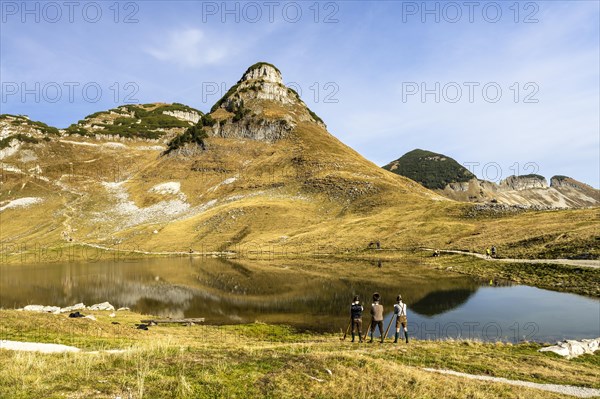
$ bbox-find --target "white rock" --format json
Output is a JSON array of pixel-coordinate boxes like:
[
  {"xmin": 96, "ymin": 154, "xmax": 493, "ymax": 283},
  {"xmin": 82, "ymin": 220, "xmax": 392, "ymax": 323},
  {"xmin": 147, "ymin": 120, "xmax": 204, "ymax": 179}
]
[
  {"xmin": 539, "ymin": 338, "xmax": 600, "ymax": 359},
  {"xmin": 22, "ymin": 305, "xmax": 60, "ymax": 313},
  {"xmin": 109, "ymin": 313, "xmax": 116, "ymax": 318},
  {"xmin": 60, "ymin": 303, "xmax": 86, "ymax": 313},
  {"xmin": 22, "ymin": 305, "xmax": 44, "ymax": 312},
  {"xmin": 88, "ymin": 302, "xmax": 115, "ymax": 311},
  {"xmin": 84, "ymin": 315, "xmax": 97, "ymax": 321},
  {"xmin": 162, "ymin": 110, "xmax": 200, "ymax": 124},
  {"xmin": 585, "ymin": 339, "xmax": 599, "ymax": 352},
  {"xmin": 117, "ymin": 307, "xmax": 130, "ymax": 311},
  {"xmin": 149, "ymin": 182, "xmax": 181, "ymax": 195}
]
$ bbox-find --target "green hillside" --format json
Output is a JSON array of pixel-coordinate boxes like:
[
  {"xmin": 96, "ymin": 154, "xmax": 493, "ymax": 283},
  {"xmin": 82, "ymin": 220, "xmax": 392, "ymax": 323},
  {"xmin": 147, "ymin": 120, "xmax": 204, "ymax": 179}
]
[
  {"xmin": 65, "ymin": 103, "xmax": 202, "ymax": 139},
  {"xmin": 383, "ymin": 149, "xmax": 475, "ymax": 189}
]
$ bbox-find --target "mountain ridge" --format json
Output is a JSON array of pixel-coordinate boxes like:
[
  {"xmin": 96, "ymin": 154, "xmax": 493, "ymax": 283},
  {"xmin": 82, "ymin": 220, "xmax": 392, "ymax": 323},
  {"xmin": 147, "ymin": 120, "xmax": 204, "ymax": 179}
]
[
  {"xmin": 1, "ymin": 63, "xmax": 598, "ymax": 261},
  {"xmin": 385, "ymin": 149, "xmax": 599, "ymax": 209}
]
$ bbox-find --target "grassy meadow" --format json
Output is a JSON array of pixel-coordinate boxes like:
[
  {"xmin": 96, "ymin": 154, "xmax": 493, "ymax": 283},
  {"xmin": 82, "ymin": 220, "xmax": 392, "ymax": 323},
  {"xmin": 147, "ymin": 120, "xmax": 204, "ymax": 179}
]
[{"xmin": 1, "ymin": 309, "xmax": 599, "ymax": 399}]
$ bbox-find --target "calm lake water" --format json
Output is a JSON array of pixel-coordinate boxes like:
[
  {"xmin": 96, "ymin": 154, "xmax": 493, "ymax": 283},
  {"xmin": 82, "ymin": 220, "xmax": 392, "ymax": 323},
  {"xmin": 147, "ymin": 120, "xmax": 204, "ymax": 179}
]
[{"xmin": 1, "ymin": 257, "xmax": 598, "ymax": 343}]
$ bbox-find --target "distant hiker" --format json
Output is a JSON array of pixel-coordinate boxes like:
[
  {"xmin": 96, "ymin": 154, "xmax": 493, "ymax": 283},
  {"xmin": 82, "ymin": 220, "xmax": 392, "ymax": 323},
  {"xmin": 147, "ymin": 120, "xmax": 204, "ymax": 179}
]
[
  {"xmin": 350, "ymin": 295, "xmax": 363, "ymax": 343},
  {"xmin": 485, "ymin": 248, "xmax": 491, "ymax": 258},
  {"xmin": 367, "ymin": 240, "xmax": 381, "ymax": 250},
  {"xmin": 491, "ymin": 246, "xmax": 497, "ymax": 258},
  {"xmin": 394, "ymin": 295, "xmax": 408, "ymax": 344},
  {"xmin": 369, "ymin": 292, "xmax": 384, "ymax": 343}
]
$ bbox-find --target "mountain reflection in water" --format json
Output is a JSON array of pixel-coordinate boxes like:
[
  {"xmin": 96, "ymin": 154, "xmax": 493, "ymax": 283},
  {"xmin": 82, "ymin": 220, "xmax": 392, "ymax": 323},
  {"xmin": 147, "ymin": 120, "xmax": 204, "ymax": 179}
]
[
  {"xmin": 0, "ymin": 257, "xmax": 478, "ymax": 329},
  {"xmin": 2, "ymin": 257, "xmax": 598, "ymax": 341}
]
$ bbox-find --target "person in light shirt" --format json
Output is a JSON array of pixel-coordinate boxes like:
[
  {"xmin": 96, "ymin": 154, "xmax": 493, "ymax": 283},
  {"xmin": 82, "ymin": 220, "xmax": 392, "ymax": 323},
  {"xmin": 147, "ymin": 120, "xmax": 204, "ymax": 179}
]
[{"xmin": 394, "ymin": 295, "xmax": 409, "ymax": 344}]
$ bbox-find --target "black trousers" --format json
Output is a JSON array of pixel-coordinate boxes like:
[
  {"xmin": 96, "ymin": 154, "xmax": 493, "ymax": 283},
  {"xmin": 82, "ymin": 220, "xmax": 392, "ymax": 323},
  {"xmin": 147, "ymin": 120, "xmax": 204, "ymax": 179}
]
[{"xmin": 351, "ymin": 318, "xmax": 362, "ymax": 334}]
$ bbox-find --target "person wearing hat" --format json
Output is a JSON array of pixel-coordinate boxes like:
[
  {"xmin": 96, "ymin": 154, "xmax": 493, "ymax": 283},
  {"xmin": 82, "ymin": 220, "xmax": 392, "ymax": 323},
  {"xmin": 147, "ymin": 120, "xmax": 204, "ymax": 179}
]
[
  {"xmin": 369, "ymin": 292, "xmax": 384, "ymax": 343},
  {"xmin": 394, "ymin": 294, "xmax": 408, "ymax": 343},
  {"xmin": 350, "ymin": 295, "xmax": 363, "ymax": 343}
]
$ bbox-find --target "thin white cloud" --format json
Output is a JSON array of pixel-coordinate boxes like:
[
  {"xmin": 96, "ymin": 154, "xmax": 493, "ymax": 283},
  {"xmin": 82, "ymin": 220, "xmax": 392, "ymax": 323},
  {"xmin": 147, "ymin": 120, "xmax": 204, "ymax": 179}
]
[{"xmin": 145, "ymin": 28, "xmax": 228, "ymax": 68}]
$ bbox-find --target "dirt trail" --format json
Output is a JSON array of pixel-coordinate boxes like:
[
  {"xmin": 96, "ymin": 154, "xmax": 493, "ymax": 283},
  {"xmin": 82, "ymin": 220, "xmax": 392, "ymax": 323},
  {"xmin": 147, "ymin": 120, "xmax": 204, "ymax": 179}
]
[
  {"xmin": 430, "ymin": 249, "xmax": 600, "ymax": 269},
  {"xmin": 0, "ymin": 340, "xmax": 127, "ymax": 355},
  {"xmin": 423, "ymin": 368, "xmax": 600, "ymax": 398}
]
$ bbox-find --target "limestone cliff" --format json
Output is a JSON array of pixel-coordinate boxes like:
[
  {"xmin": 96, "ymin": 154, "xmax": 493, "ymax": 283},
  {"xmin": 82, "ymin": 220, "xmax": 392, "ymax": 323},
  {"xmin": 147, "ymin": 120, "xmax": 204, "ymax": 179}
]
[
  {"xmin": 205, "ymin": 62, "xmax": 326, "ymax": 142},
  {"xmin": 499, "ymin": 175, "xmax": 548, "ymax": 190}
]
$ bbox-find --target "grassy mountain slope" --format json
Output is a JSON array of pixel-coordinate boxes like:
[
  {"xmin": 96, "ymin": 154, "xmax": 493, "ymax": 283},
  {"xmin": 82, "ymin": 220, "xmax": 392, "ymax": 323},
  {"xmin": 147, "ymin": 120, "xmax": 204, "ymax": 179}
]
[{"xmin": 1, "ymin": 65, "xmax": 598, "ymax": 261}]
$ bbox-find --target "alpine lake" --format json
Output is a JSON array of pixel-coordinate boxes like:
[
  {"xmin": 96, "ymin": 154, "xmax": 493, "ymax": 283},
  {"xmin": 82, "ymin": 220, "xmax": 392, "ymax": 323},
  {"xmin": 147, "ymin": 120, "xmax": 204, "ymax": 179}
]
[{"xmin": 1, "ymin": 255, "xmax": 598, "ymax": 343}]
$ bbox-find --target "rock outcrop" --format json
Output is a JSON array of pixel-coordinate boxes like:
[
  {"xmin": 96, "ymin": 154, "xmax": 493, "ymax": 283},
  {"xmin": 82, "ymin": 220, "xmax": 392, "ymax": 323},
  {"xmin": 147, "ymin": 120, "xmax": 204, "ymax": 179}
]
[
  {"xmin": 162, "ymin": 110, "xmax": 201, "ymax": 124},
  {"xmin": 446, "ymin": 175, "xmax": 598, "ymax": 209},
  {"xmin": 0, "ymin": 115, "xmax": 54, "ymax": 140},
  {"xmin": 499, "ymin": 174, "xmax": 548, "ymax": 190},
  {"xmin": 539, "ymin": 338, "xmax": 600, "ymax": 359},
  {"xmin": 206, "ymin": 62, "xmax": 325, "ymax": 143},
  {"xmin": 210, "ymin": 116, "xmax": 296, "ymax": 142},
  {"xmin": 0, "ymin": 115, "xmax": 59, "ymax": 159}
]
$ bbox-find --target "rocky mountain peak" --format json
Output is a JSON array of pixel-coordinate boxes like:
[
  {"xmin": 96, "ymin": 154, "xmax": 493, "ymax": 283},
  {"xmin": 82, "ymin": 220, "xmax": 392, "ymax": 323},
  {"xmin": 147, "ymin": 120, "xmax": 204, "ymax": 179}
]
[
  {"xmin": 240, "ymin": 62, "xmax": 283, "ymax": 85},
  {"xmin": 203, "ymin": 62, "xmax": 326, "ymax": 143},
  {"xmin": 210, "ymin": 62, "xmax": 301, "ymax": 113}
]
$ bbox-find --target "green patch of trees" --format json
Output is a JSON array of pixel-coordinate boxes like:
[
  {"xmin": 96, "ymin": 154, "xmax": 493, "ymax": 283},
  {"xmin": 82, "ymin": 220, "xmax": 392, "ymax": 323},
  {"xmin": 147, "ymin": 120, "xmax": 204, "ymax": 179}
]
[
  {"xmin": 66, "ymin": 103, "xmax": 201, "ymax": 139},
  {"xmin": 163, "ymin": 114, "xmax": 215, "ymax": 155},
  {"xmin": 384, "ymin": 149, "xmax": 475, "ymax": 190}
]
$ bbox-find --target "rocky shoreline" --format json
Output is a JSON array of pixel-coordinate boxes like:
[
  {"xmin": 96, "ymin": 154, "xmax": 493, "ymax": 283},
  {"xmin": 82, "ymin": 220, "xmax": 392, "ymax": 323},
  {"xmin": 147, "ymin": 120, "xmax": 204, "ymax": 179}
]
[{"xmin": 16, "ymin": 302, "xmax": 128, "ymax": 314}]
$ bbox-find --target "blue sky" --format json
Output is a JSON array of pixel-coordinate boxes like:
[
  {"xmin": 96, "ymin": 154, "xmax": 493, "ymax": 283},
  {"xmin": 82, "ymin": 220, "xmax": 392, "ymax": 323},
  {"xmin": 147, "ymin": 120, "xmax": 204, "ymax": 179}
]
[{"xmin": 1, "ymin": 1, "xmax": 599, "ymax": 186}]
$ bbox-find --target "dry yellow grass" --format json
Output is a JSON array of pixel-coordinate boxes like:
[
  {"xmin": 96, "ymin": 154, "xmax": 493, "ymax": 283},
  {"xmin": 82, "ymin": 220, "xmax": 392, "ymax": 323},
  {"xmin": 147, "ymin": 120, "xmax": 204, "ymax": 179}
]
[
  {"xmin": 1, "ymin": 96, "xmax": 598, "ymax": 265},
  {"xmin": 1, "ymin": 309, "xmax": 598, "ymax": 398}
]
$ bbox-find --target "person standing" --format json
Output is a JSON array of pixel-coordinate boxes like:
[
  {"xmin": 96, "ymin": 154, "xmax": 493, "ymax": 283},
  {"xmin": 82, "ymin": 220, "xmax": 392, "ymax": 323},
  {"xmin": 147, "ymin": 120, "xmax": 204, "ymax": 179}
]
[
  {"xmin": 369, "ymin": 292, "xmax": 384, "ymax": 343},
  {"xmin": 394, "ymin": 295, "xmax": 409, "ymax": 344},
  {"xmin": 350, "ymin": 295, "xmax": 363, "ymax": 343}
]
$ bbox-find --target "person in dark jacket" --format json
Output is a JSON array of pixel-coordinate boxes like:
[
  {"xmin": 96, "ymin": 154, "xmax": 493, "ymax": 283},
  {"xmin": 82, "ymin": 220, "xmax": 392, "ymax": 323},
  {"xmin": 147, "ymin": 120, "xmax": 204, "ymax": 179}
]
[
  {"xmin": 369, "ymin": 292, "xmax": 384, "ymax": 343},
  {"xmin": 350, "ymin": 295, "xmax": 363, "ymax": 343}
]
